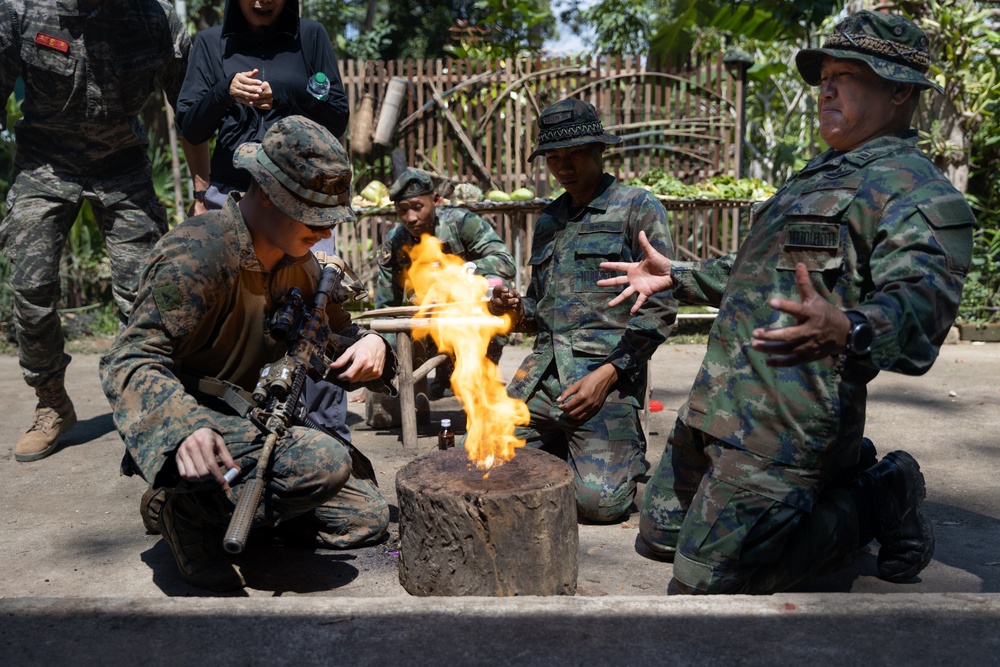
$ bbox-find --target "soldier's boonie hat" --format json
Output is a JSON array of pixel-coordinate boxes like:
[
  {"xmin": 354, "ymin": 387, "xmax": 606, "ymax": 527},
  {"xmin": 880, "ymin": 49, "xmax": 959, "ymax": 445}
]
[
  {"xmin": 389, "ymin": 168, "xmax": 436, "ymax": 202},
  {"xmin": 234, "ymin": 115, "xmax": 355, "ymax": 228},
  {"xmin": 795, "ymin": 10, "xmax": 942, "ymax": 94},
  {"xmin": 527, "ymin": 99, "xmax": 621, "ymax": 162}
]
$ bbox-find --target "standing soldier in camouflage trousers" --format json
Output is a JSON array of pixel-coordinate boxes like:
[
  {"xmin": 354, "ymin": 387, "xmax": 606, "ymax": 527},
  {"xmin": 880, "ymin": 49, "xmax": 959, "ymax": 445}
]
[
  {"xmin": 0, "ymin": 0, "xmax": 206, "ymax": 462},
  {"xmin": 101, "ymin": 116, "xmax": 396, "ymax": 591},
  {"xmin": 600, "ymin": 11, "xmax": 974, "ymax": 593},
  {"xmin": 366, "ymin": 168, "xmax": 516, "ymax": 427},
  {"xmin": 489, "ymin": 100, "xmax": 677, "ymax": 523}
]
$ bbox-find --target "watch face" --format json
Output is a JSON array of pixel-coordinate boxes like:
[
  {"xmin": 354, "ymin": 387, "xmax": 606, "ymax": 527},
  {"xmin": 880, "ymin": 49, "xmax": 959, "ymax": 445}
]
[{"xmin": 851, "ymin": 323, "xmax": 874, "ymax": 354}]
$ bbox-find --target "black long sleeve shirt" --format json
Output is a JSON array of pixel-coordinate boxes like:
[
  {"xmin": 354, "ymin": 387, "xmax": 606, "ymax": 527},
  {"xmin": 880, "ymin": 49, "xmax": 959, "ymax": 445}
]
[{"xmin": 176, "ymin": 0, "xmax": 349, "ymax": 190}]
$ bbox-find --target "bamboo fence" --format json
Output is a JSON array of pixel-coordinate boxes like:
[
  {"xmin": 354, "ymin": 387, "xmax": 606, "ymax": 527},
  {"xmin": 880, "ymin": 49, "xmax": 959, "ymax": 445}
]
[{"xmin": 333, "ymin": 54, "xmax": 751, "ymax": 297}]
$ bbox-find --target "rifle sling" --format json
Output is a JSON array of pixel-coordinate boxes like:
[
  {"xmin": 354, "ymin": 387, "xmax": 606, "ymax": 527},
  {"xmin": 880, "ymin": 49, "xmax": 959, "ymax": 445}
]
[{"xmin": 176, "ymin": 373, "xmax": 256, "ymax": 418}]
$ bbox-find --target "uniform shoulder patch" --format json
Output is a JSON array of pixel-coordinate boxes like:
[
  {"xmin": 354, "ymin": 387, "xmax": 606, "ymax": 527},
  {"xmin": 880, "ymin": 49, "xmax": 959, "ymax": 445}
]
[
  {"xmin": 153, "ymin": 283, "xmax": 183, "ymax": 311},
  {"xmin": 916, "ymin": 195, "xmax": 975, "ymax": 229}
]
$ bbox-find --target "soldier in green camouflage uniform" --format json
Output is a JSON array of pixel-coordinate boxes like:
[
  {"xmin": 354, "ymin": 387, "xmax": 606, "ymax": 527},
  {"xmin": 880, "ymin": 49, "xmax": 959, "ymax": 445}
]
[
  {"xmin": 101, "ymin": 116, "xmax": 396, "ymax": 591},
  {"xmin": 0, "ymin": 0, "xmax": 205, "ymax": 462},
  {"xmin": 366, "ymin": 168, "xmax": 516, "ymax": 426},
  {"xmin": 489, "ymin": 100, "xmax": 677, "ymax": 523},
  {"xmin": 600, "ymin": 11, "xmax": 974, "ymax": 593}
]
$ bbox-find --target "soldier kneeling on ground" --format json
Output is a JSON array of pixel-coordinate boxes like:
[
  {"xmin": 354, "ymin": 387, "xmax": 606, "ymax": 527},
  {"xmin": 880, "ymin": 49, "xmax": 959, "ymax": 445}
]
[{"xmin": 364, "ymin": 168, "xmax": 516, "ymax": 429}]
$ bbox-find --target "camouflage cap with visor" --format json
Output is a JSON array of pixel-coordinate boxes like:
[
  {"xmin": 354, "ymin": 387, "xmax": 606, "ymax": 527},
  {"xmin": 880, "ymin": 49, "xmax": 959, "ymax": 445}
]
[
  {"xmin": 389, "ymin": 168, "xmax": 436, "ymax": 202},
  {"xmin": 528, "ymin": 98, "xmax": 621, "ymax": 162},
  {"xmin": 234, "ymin": 115, "xmax": 355, "ymax": 228},
  {"xmin": 795, "ymin": 10, "xmax": 942, "ymax": 94}
]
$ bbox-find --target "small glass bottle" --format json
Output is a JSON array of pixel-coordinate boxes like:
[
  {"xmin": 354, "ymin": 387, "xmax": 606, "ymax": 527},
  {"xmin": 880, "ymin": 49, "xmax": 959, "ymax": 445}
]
[
  {"xmin": 438, "ymin": 418, "xmax": 455, "ymax": 450},
  {"xmin": 307, "ymin": 72, "xmax": 330, "ymax": 100}
]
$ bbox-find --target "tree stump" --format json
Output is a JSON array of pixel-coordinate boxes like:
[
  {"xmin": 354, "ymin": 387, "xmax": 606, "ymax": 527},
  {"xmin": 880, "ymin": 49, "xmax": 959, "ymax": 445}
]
[{"xmin": 396, "ymin": 447, "xmax": 578, "ymax": 596}]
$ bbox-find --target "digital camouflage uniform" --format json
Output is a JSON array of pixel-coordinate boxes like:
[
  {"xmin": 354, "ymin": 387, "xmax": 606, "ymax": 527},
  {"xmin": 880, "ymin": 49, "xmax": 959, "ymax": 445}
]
[
  {"xmin": 0, "ymin": 0, "xmax": 189, "ymax": 389},
  {"xmin": 640, "ymin": 131, "xmax": 974, "ymax": 593},
  {"xmin": 367, "ymin": 170, "xmax": 516, "ymax": 425},
  {"xmin": 100, "ymin": 195, "xmax": 393, "ymax": 549},
  {"xmin": 375, "ymin": 206, "xmax": 516, "ymax": 309},
  {"xmin": 511, "ymin": 173, "xmax": 677, "ymax": 522}
]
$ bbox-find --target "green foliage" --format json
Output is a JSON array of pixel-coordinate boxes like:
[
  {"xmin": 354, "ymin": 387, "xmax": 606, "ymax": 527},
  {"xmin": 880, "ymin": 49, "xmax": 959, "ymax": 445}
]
[
  {"xmin": 960, "ymin": 224, "xmax": 1000, "ymax": 325},
  {"xmin": 340, "ymin": 19, "xmax": 394, "ymax": 61},
  {"xmin": 444, "ymin": 0, "xmax": 556, "ymax": 59},
  {"xmin": 736, "ymin": 30, "xmax": 833, "ymax": 182},
  {"xmin": 1, "ymin": 92, "xmax": 22, "ymax": 218},
  {"xmin": 906, "ymin": 1, "xmax": 1000, "ymax": 171},
  {"xmin": 628, "ymin": 169, "xmax": 776, "ymax": 200},
  {"xmin": 961, "ymin": 94, "xmax": 1000, "ymax": 325},
  {"xmin": 646, "ymin": 0, "xmax": 842, "ymax": 57},
  {"xmin": 901, "ymin": 1, "xmax": 1000, "ymax": 324},
  {"xmin": 570, "ymin": 0, "xmax": 660, "ymax": 55}
]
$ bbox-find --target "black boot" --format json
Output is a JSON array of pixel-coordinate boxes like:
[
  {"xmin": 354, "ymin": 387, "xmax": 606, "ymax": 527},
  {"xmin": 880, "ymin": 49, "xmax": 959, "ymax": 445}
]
[
  {"xmin": 852, "ymin": 450, "xmax": 935, "ymax": 583},
  {"xmin": 834, "ymin": 437, "xmax": 879, "ymax": 487}
]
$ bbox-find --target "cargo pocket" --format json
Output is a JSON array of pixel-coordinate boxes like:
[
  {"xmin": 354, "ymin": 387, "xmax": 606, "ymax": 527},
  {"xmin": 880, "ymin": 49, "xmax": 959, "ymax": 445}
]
[
  {"xmin": 570, "ymin": 329, "xmax": 608, "ymax": 358},
  {"xmin": 916, "ymin": 195, "xmax": 974, "ymax": 274},
  {"xmin": 527, "ymin": 236, "xmax": 554, "ymax": 293},
  {"xmin": 111, "ymin": 24, "xmax": 165, "ymax": 115}
]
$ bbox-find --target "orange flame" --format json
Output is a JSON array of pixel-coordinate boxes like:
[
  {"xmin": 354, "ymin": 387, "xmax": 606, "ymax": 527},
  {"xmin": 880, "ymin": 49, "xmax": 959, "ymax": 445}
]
[{"xmin": 406, "ymin": 235, "xmax": 530, "ymax": 469}]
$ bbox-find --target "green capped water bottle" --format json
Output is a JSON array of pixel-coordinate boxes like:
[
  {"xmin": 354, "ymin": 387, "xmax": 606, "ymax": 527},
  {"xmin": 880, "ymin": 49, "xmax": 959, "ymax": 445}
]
[{"xmin": 307, "ymin": 72, "xmax": 330, "ymax": 100}]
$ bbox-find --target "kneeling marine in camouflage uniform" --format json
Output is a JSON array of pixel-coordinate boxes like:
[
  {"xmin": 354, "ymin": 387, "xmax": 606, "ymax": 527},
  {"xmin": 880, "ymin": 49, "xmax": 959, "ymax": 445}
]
[{"xmin": 101, "ymin": 116, "xmax": 397, "ymax": 591}]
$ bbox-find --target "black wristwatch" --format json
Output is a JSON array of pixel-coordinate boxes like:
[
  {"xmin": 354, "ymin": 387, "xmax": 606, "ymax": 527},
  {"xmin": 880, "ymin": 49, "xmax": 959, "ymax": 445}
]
[
  {"xmin": 844, "ymin": 311, "xmax": 874, "ymax": 357},
  {"xmin": 193, "ymin": 189, "xmax": 207, "ymax": 201}
]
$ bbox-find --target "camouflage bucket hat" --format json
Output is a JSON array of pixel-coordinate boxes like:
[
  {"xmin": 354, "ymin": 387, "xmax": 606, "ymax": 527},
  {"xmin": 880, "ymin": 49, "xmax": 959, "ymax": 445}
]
[
  {"xmin": 234, "ymin": 115, "xmax": 355, "ymax": 228},
  {"xmin": 795, "ymin": 10, "xmax": 942, "ymax": 94},
  {"xmin": 389, "ymin": 168, "xmax": 435, "ymax": 202},
  {"xmin": 528, "ymin": 98, "xmax": 621, "ymax": 162}
]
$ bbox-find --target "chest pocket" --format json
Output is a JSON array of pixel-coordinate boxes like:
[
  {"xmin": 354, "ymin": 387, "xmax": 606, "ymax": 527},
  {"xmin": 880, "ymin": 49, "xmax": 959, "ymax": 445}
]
[
  {"xmin": 776, "ymin": 185, "xmax": 856, "ymax": 275},
  {"xmin": 573, "ymin": 218, "xmax": 626, "ymax": 292},
  {"xmin": 528, "ymin": 234, "xmax": 554, "ymax": 294},
  {"xmin": 20, "ymin": 41, "xmax": 78, "ymax": 119},
  {"xmin": 111, "ymin": 27, "xmax": 165, "ymax": 116}
]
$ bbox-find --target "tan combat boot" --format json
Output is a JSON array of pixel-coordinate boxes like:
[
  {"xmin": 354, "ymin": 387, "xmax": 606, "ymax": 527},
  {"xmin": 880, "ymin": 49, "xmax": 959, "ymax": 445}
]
[
  {"xmin": 15, "ymin": 382, "xmax": 77, "ymax": 462},
  {"xmin": 157, "ymin": 491, "xmax": 245, "ymax": 591}
]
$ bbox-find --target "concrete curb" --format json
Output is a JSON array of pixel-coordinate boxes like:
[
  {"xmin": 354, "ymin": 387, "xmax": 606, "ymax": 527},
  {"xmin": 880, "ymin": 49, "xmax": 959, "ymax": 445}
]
[{"xmin": 3, "ymin": 594, "xmax": 999, "ymax": 665}]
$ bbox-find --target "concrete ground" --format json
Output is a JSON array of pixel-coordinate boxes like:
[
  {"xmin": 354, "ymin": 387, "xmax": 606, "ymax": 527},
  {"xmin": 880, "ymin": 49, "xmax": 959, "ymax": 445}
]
[{"xmin": 2, "ymin": 340, "xmax": 999, "ymax": 664}]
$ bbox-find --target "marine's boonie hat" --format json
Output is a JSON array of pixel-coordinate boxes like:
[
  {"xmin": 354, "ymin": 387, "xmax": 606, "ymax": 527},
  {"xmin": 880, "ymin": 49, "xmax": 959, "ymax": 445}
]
[
  {"xmin": 528, "ymin": 98, "xmax": 621, "ymax": 162},
  {"xmin": 389, "ymin": 168, "xmax": 436, "ymax": 202},
  {"xmin": 795, "ymin": 9, "xmax": 942, "ymax": 94},
  {"xmin": 234, "ymin": 115, "xmax": 355, "ymax": 228}
]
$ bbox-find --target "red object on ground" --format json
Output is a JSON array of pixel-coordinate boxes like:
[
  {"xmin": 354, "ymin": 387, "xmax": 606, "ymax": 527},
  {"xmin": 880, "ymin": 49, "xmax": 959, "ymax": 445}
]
[{"xmin": 649, "ymin": 400, "xmax": 664, "ymax": 412}]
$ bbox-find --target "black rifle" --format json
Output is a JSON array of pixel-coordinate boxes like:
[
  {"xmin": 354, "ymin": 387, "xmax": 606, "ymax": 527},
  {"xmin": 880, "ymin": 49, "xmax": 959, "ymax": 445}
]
[{"xmin": 222, "ymin": 262, "xmax": 372, "ymax": 554}]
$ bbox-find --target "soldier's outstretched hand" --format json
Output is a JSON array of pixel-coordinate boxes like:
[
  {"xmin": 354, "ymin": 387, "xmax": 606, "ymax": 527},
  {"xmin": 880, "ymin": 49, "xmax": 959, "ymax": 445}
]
[
  {"xmin": 599, "ymin": 230, "xmax": 673, "ymax": 314},
  {"xmin": 750, "ymin": 263, "xmax": 852, "ymax": 366},
  {"xmin": 488, "ymin": 284, "xmax": 523, "ymax": 321}
]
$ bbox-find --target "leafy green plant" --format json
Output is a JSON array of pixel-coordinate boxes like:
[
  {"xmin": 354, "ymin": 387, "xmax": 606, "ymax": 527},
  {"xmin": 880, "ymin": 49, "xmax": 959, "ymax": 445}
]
[
  {"xmin": 960, "ymin": 226, "xmax": 1000, "ymax": 326},
  {"xmin": 628, "ymin": 169, "xmax": 775, "ymax": 200}
]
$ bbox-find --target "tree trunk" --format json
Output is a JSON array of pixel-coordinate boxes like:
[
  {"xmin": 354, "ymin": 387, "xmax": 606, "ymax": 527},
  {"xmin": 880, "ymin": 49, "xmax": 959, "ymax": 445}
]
[
  {"xmin": 396, "ymin": 447, "xmax": 578, "ymax": 596},
  {"xmin": 362, "ymin": 0, "xmax": 378, "ymax": 33}
]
